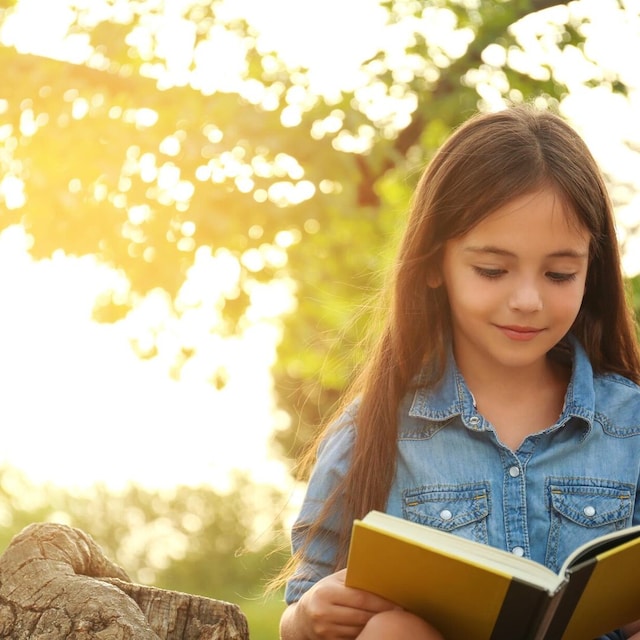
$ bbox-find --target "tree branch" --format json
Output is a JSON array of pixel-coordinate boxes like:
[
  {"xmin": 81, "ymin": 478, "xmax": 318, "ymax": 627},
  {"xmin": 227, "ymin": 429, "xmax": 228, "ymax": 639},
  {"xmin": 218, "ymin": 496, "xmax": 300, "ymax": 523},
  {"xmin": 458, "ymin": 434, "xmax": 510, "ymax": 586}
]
[{"xmin": 355, "ymin": 0, "xmax": 574, "ymax": 206}]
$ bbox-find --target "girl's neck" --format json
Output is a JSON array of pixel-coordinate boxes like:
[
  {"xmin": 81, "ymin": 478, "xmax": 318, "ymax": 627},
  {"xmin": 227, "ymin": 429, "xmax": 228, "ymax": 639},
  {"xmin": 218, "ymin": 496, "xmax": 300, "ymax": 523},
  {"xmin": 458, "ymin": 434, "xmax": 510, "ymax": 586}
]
[
  {"xmin": 456, "ymin": 354, "xmax": 571, "ymax": 450},
  {"xmin": 463, "ymin": 357, "xmax": 561, "ymax": 397}
]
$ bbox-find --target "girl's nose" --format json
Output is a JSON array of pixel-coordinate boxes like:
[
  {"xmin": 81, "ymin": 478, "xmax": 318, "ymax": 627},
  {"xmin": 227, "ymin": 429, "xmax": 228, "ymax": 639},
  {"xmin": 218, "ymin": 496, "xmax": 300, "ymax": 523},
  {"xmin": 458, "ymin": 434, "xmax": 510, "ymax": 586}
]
[{"xmin": 508, "ymin": 280, "xmax": 543, "ymax": 312}]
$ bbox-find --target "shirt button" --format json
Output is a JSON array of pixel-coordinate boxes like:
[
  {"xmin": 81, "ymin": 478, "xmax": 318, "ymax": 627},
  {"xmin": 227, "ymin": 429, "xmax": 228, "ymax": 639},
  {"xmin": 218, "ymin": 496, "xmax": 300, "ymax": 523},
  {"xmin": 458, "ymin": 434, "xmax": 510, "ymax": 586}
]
[
  {"xmin": 509, "ymin": 466, "xmax": 520, "ymax": 478},
  {"xmin": 440, "ymin": 509, "xmax": 453, "ymax": 521},
  {"xmin": 583, "ymin": 506, "xmax": 596, "ymax": 517},
  {"xmin": 468, "ymin": 416, "xmax": 480, "ymax": 426},
  {"xmin": 511, "ymin": 546, "xmax": 525, "ymax": 557}
]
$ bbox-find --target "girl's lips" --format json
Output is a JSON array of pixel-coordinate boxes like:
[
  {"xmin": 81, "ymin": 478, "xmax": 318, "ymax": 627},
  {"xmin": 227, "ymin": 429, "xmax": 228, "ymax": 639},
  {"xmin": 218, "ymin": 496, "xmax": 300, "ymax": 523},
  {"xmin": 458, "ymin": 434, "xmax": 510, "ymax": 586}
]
[{"xmin": 497, "ymin": 325, "xmax": 543, "ymax": 341}]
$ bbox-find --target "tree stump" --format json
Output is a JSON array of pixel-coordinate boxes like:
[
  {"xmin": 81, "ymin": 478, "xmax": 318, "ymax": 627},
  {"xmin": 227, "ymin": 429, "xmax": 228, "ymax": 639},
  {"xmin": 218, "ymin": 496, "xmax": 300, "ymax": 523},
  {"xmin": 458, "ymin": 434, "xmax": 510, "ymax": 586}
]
[{"xmin": 0, "ymin": 522, "xmax": 250, "ymax": 639}]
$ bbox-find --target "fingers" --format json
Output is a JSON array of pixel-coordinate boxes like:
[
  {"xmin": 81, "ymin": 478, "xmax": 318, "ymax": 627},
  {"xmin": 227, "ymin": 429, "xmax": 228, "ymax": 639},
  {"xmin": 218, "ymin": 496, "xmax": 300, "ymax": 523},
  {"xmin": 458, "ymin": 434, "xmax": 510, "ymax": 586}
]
[
  {"xmin": 333, "ymin": 569, "xmax": 401, "ymax": 614},
  {"xmin": 297, "ymin": 569, "xmax": 402, "ymax": 639}
]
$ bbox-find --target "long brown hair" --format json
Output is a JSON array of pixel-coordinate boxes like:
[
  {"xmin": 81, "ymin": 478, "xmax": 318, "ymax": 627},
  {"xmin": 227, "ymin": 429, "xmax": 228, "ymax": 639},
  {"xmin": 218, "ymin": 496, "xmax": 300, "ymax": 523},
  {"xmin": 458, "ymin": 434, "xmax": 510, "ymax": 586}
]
[{"xmin": 284, "ymin": 103, "xmax": 640, "ymax": 579}]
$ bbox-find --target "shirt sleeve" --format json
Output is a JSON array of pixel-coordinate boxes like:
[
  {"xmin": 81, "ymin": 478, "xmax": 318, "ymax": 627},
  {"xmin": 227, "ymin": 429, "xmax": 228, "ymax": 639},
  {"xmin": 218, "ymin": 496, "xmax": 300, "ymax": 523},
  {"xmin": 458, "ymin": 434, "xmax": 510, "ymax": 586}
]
[{"xmin": 284, "ymin": 407, "xmax": 357, "ymax": 604}]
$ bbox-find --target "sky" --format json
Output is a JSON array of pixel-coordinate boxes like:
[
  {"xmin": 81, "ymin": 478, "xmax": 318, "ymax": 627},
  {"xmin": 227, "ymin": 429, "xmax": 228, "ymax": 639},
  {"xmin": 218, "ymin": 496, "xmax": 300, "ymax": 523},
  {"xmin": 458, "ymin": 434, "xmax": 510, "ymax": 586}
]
[{"xmin": 1, "ymin": 0, "xmax": 640, "ymax": 492}]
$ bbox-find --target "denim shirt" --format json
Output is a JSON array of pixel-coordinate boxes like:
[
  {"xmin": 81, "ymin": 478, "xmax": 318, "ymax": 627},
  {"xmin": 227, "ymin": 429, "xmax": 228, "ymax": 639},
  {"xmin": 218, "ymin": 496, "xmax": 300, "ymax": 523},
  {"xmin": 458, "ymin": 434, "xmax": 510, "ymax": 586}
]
[{"xmin": 285, "ymin": 337, "xmax": 640, "ymax": 638}]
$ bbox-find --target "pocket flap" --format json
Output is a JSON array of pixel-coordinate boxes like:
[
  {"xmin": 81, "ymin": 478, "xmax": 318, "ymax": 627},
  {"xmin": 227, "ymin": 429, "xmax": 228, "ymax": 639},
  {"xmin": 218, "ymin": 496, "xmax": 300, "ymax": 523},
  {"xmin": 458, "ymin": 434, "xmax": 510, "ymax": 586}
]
[
  {"xmin": 403, "ymin": 483, "xmax": 490, "ymax": 532},
  {"xmin": 548, "ymin": 482, "xmax": 632, "ymax": 528}
]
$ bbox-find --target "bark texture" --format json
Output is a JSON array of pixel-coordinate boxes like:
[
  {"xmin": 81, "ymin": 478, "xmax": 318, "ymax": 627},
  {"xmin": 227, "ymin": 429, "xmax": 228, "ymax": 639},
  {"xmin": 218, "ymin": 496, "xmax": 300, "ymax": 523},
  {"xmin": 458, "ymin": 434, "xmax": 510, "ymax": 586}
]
[{"xmin": 0, "ymin": 523, "xmax": 249, "ymax": 640}]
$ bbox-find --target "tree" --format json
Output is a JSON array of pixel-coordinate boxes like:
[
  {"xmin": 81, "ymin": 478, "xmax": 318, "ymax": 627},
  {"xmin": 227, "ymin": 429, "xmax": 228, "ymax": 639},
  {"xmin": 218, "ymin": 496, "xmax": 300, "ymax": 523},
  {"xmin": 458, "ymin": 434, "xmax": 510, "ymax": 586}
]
[
  {"xmin": 1, "ymin": 0, "xmax": 637, "ymax": 465},
  {"xmin": 0, "ymin": 467, "xmax": 288, "ymax": 638}
]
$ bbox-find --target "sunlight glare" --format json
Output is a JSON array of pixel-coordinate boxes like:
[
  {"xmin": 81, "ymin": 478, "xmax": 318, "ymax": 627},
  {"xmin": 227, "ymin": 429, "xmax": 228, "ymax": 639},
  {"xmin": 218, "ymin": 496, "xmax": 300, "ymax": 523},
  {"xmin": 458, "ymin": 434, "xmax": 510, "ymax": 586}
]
[
  {"xmin": 0, "ymin": 227, "xmax": 291, "ymax": 493},
  {"xmin": 220, "ymin": 0, "xmax": 388, "ymax": 96},
  {"xmin": 0, "ymin": 0, "xmax": 90, "ymax": 62},
  {"xmin": 179, "ymin": 246, "xmax": 243, "ymax": 305},
  {"xmin": 192, "ymin": 26, "xmax": 248, "ymax": 94},
  {"xmin": 0, "ymin": 175, "xmax": 26, "ymax": 210}
]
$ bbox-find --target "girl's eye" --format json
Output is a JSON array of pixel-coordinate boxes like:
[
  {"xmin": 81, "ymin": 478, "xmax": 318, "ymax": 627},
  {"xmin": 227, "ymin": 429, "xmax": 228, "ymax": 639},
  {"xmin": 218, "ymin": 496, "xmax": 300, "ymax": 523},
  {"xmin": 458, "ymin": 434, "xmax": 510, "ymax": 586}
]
[
  {"xmin": 547, "ymin": 272, "xmax": 577, "ymax": 283},
  {"xmin": 472, "ymin": 266, "xmax": 505, "ymax": 279}
]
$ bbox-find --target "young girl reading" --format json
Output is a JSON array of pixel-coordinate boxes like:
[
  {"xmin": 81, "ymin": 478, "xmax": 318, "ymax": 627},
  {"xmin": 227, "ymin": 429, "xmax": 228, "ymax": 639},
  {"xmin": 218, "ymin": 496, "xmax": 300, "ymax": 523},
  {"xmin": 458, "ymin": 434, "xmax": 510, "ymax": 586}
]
[{"xmin": 279, "ymin": 104, "xmax": 640, "ymax": 640}]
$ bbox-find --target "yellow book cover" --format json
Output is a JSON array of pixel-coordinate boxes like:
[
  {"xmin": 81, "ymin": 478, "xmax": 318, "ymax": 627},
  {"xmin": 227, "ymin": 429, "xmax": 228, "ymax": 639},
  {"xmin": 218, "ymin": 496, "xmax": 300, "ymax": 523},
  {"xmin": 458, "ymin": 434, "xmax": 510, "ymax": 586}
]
[{"xmin": 345, "ymin": 511, "xmax": 640, "ymax": 640}]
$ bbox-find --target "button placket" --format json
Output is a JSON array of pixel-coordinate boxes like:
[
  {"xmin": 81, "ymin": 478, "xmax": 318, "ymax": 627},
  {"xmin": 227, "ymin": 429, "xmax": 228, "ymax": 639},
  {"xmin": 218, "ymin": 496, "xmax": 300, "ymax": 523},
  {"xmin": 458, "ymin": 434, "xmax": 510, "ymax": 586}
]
[{"xmin": 503, "ymin": 451, "xmax": 531, "ymax": 561}]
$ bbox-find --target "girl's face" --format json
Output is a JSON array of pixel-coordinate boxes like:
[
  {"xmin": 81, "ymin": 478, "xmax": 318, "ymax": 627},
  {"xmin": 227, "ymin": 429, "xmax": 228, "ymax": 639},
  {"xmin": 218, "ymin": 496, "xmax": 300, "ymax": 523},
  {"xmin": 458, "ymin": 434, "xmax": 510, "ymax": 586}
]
[{"xmin": 440, "ymin": 187, "xmax": 590, "ymax": 378}]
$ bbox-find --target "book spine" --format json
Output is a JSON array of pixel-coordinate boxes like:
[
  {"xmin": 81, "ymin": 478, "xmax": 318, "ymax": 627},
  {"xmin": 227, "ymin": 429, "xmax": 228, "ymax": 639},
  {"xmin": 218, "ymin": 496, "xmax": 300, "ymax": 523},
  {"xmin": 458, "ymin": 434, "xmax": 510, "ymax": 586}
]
[
  {"xmin": 540, "ymin": 561, "xmax": 596, "ymax": 640},
  {"xmin": 529, "ymin": 582, "xmax": 570, "ymax": 640},
  {"xmin": 489, "ymin": 580, "xmax": 553, "ymax": 640}
]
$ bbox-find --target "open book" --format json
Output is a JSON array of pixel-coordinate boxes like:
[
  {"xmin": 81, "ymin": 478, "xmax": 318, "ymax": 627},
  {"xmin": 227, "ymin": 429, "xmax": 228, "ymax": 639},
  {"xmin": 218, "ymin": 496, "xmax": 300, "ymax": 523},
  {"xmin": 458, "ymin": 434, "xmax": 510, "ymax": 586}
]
[{"xmin": 345, "ymin": 510, "xmax": 640, "ymax": 640}]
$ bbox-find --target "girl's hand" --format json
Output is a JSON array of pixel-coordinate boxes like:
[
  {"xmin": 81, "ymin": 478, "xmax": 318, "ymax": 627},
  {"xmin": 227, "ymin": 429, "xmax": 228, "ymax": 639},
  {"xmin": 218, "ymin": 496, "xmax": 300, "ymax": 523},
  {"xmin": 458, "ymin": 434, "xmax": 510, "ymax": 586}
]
[
  {"xmin": 623, "ymin": 618, "xmax": 640, "ymax": 639},
  {"xmin": 282, "ymin": 569, "xmax": 400, "ymax": 640}
]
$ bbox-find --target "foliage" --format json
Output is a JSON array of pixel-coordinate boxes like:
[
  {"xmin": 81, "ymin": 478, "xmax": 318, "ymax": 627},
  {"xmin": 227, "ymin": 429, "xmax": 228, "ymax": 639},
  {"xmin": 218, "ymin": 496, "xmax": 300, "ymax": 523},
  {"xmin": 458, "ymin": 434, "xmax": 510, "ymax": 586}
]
[
  {"xmin": 629, "ymin": 274, "xmax": 640, "ymax": 338},
  {"xmin": 1, "ymin": 0, "xmax": 638, "ymax": 467},
  {"xmin": 0, "ymin": 465, "xmax": 288, "ymax": 639}
]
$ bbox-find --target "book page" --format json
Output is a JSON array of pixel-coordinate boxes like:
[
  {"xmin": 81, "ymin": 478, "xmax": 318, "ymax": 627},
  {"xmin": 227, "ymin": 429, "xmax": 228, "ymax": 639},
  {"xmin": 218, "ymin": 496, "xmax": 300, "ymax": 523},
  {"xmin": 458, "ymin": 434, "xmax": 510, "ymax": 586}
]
[
  {"xmin": 561, "ymin": 523, "xmax": 640, "ymax": 573},
  {"xmin": 361, "ymin": 511, "xmax": 563, "ymax": 592}
]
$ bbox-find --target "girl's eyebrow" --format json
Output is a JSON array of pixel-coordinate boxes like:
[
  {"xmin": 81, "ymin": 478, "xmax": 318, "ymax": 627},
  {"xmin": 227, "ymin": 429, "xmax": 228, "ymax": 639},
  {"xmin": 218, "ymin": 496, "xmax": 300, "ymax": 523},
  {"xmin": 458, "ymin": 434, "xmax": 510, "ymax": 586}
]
[{"xmin": 463, "ymin": 245, "xmax": 589, "ymax": 259}]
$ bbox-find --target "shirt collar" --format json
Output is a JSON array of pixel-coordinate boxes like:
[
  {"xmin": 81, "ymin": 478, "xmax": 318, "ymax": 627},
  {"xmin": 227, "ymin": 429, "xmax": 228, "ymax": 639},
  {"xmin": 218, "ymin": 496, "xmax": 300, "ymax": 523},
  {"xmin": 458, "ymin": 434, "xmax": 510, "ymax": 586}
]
[{"xmin": 408, "ymin": 334, "xmax": 595, "ymax": 430}]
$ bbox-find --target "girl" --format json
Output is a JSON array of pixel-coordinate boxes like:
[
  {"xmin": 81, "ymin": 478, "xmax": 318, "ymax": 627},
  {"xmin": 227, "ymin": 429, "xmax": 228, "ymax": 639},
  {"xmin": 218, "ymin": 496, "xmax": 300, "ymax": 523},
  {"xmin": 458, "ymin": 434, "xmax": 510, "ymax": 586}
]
[{"xmin": 279, "ymin": 104, "xmax": 640, "ymax": 640}]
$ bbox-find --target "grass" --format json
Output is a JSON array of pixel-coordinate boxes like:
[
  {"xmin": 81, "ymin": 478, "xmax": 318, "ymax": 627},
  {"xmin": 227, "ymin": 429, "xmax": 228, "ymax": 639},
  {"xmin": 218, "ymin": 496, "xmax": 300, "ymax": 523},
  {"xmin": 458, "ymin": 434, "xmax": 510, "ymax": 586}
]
[{"xmin": 240, "ymin": 592, "xmax": 287, "ymax": 639}]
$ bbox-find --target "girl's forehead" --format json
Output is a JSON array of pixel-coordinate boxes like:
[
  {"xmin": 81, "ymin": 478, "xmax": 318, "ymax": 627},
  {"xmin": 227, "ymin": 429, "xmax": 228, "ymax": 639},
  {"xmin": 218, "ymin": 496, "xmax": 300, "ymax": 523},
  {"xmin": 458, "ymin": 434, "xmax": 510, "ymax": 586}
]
[{"xmin": 456, "ymin": 188, "xmax": 590, "ymax": 251}]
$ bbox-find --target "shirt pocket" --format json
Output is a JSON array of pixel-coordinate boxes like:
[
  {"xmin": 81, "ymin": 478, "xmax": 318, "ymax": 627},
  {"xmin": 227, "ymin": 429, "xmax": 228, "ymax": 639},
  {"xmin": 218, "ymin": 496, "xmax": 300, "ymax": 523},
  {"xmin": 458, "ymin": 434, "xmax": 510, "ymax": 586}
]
[
  {"xmin": 402, "ymin": 482, "xmax": 490, "ymax": 545},
  {"xmin": 544, "ymin": 478, "xmax": 634, "ymax": 573}
]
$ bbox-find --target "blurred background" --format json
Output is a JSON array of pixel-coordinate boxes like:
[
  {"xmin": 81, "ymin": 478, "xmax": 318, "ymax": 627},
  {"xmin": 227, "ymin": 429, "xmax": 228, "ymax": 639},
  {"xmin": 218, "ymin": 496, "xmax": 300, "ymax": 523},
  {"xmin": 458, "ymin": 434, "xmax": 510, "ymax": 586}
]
[{"xmin": 1, "ymin": 0, "xmax": 640, "ymax": 637}]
